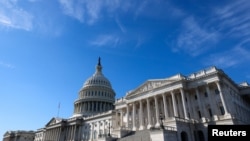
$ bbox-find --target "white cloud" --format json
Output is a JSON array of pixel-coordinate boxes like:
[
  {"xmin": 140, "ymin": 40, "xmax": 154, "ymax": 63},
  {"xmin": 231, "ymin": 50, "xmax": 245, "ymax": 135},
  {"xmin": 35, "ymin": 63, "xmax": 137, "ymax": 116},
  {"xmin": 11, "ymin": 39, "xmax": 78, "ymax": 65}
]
[
  {"xmin": 172, "ymin": 0, "xmax": 250, "ymax": 57},
  {"xmin": 58, "ymin": 0, "xmax": 126, "ymax": 25},
  {"xmin": 90, "ymin": 34, "xmax": 120, "ymax": 47},
  {"xmin": 58, "ymin": 0, "xmax": 179, "ymax": 25},
  {"xmin": 204, "ymin": 46, "xmax": 250, "ymax": 68},
  {"xmin": 214, "ymin": 0, "xmax": 250, "ymax": 37},
  {"xmin": 174, "ymin": 17, "xmax": 219, "ymax": 56},
  {"xmin": 0, "ymin": 0, "xmax": 33, "ymax": 30},
  {"xmin": 211, "ymin": 0, "xmax": 250, "ymax": 46},
  {"xmin": 0, "ymin": 61, "xmax": 15, "ymax": 69},
  {"xmin": 199, "ymin": 0, "xmax": 250, "ymax": 68},
  {"xmin": 115, "ymin": 18, "xmax": 126, "ymax": 33}
]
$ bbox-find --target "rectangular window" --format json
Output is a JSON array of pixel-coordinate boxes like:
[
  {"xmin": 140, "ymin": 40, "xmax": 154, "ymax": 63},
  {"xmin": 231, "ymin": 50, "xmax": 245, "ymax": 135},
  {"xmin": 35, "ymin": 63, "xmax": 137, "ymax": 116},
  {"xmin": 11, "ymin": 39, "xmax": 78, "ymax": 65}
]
[
  {"xmin": 215, "ymin": 89, "xmax": 219, "ymax": 94},
  {"xmin": 220, "ymin": 106, "xmax": 225, "ymax": 115},
  {"xmin": 208, "ymin": 108, "xmax": 212, "ymax": 117},
  {"xmin": 204, "ymin": 92, "xmax": 208, "ymax": 97},
  {"xmin": 198, "ymin": 110, "xmax": 202, "ymax": 118}
]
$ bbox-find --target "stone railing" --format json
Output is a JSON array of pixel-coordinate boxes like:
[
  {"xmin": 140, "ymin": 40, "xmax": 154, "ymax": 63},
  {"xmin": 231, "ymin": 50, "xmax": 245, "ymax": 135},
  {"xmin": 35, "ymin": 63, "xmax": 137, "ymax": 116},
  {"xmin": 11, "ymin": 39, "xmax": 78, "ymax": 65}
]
[{"xmin": 187, "ymin": 66, "xmax": 217, "ymax": 80}]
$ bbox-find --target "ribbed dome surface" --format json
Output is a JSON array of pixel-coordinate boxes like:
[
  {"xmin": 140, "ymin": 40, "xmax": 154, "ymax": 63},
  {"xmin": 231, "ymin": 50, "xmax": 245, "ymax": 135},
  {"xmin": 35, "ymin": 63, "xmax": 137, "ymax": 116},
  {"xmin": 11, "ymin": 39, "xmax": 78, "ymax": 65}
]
[
  {"xmin": 81, "ymin": 57, "xmax": 112, "ymax": 89},
  {"xmin": 83, "ymin": 71, "xmax": 112, "ymax": 88}
]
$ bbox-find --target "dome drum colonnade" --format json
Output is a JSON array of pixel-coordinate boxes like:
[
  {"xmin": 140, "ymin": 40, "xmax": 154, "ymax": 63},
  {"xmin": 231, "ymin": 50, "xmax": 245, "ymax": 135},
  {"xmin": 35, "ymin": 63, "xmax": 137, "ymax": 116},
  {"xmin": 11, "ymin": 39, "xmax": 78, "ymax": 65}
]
[{"xmin": 73, "ymin": 57, "xmax": 115, "ymax": 117}]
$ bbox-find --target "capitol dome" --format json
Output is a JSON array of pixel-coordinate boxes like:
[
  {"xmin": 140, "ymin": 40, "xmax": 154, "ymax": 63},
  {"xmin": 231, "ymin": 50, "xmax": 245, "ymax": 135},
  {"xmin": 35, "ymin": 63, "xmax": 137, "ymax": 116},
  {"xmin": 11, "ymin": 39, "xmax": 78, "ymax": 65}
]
[
  {"xmin": 82, "ymin": 60, "xmax": 112, "ymax": 89},
  {"xmin": 73, "ymin": 57, "xmax": 115, "ymax": 117}
]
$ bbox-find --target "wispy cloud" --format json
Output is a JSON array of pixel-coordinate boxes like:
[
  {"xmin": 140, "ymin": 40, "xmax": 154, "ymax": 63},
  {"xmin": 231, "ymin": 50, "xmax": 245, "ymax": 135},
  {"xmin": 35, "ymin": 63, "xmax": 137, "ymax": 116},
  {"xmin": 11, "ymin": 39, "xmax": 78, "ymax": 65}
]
[
  {"xmin": 199, "ymin": 0, "xmax": 250, "ymax": 68},
  {"xmin": 58, "ymin": 0, "xmax": 126, "ymax": 25},
  {"xmin": 58, "ymin": 0, "xmax": 181, "ymax": 25},
  {"xmin": 0, "ymin": 61, "xmax": 15, "ymax": 69},
  {"xmin": 0, "ymin": 0, "xmax": 33, "ymax": 30},
  {"xmin": 173, "ymin": 0, "xmax": 250, "ymax": 58},
  {"xmin": 115, "ymin": 18, "xmax": 126, "ymax": 33},
  {"xmin": 214, "ymin": 0, "xmax": 250, "ymax": 38},
  {"xmin": 203, "ymin": 46, "xmax": 250, "ymax": 68},
  {"xmin": 90, "ymin": 34, "xmax": 120, "ymax": 47},
  {"xmin": 174, "ymin": 17, "xmax": 219, "ymax": 56}
]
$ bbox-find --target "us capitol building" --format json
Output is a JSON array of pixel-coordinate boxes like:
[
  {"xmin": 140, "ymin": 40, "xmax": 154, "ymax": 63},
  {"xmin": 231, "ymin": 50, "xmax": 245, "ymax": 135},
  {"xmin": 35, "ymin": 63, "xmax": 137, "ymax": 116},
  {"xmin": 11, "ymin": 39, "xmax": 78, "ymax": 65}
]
[{"xmin": 3, "ymin": 58, "xmax": 250, "ymax": 141}]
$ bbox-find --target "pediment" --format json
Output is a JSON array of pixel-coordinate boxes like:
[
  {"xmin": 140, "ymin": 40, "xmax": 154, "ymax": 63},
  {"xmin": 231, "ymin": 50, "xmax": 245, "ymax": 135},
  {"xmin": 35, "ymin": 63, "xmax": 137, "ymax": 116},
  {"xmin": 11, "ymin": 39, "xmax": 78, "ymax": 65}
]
[
  {"xmin": 46, "ymin": 117, "xmax": 63, "ymax": 127},
  {"xmin": 126, "ymin": 74, "xmax": 184, "ymax": 97}
]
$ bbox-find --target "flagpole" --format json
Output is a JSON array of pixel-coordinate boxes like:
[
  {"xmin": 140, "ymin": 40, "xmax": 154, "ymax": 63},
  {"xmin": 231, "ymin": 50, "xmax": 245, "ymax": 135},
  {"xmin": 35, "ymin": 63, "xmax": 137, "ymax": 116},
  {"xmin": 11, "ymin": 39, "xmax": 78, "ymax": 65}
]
[{"xmin": 57, "ymin": 102, "xmax": 60, "ymax": 118}]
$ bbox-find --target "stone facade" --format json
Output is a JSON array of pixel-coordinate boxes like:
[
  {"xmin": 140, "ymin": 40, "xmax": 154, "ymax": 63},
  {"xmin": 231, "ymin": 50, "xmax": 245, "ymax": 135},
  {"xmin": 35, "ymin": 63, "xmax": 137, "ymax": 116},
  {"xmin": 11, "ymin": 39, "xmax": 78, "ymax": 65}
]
[{"xmin": 3, "ymin": 131, "xmax": 35, "ymax": 141}]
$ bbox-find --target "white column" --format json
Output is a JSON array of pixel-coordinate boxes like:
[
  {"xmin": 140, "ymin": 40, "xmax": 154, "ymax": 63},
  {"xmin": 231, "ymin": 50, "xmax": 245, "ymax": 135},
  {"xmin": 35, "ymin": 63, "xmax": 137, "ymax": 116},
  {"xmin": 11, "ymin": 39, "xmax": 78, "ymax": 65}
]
[
  {"xmin": 71, "ymin": 126, "xmax": 74, "ymax": 140},
  {"xmin": 58, "ymin": 127, "xmax": 61, "ymax": 141},
  {"xmin": 206, "ymin": 85, "xmax": 218, "ymax": 120},
  {"xmin": 94, "ymin": 101, "xmax": 97, "ymax": 112},
  {"xmin": 103, "ymin": 102, "xmax": 107, "ymax": 111},
  {"xmin": 147, "ymin": 98, "xmax": 152, "ymax": 129},
  {"xmin": 132, "ymin": 102, "xmax": 136, "ymax": 131},
  {"xmin": 216, "ymin": 81, "xmax": 228, "ymax": 115},
  {"xmin": 98, "ymin": 121, "xmax": 101, "ymax": 138},
  {"xmin": 195, "ymin": 88, "xmax": 206, "ymax": 122},
  {"xmin": 168, "ymin": 97, "xmax": 173, "ymax": 117},
  {"xmin": 186, "ymin": 92, "xmax": 193, "ymax": 119},
  {"xmin": 162, "ymin": 93, "xmax": 169, "ymax": 119},
  {"xmin": 90, "ymin": 123, "xmax": 93, "ymax": 140},
  {"xmin": 171, "ymin": 91, "xmax": 178, "ymax": 117},
  {"xmin": 92, "ymin": 101, "xmax": 95, "ymax": 112},
  {"xmin": 73, "ymin": 125, "xmax": 76, "ymax": 140},
  {"xmin": 82, "ymin": 103, "xmax": 85, "ymax": 112},
  {"xmin": 99, "ymin": 102, "xmax": 101, "ymax": 112},
  {"xmin": 154, "ymin": 96, "xmax": 160, "ymax": 127},
  {"xmin": 103, "ymin": 121, "xmax": 106, "ymax": 136},
  {"xmin": 88, "ymin": 102, "xmax": 90, "ymax": 111},
  {"xmin": 177, "ymin": 94, "xmax": 182, "ymax": 117},
  {"xmin": 120, "ymin": 109, "xmax": 123, "ymax": 127},
  {"xmin": 139, "ymin": 100, "xmax": 144, "ymax": 130},
  {"xmin": 180, "ymin": 89, "xmax": 188, "ymax": 119},
  {"xmin": 115, "ymin": 111, "xmax": 118, "ymax": 128},
  {"xmin": 126, "ymin": 105, "xmax": 129, "ymax": 128}
]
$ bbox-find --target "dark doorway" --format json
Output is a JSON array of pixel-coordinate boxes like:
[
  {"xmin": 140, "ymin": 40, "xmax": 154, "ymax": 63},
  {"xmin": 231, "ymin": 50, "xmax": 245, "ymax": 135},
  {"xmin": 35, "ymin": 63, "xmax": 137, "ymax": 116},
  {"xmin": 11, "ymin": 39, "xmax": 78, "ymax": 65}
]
[
  {"xmin": 198, "ymin": 130, "xmax": 205, "ymax": 141},
  {"xmin": 181, "ymin": 131, "xmax": 188, "ymax": 141}
]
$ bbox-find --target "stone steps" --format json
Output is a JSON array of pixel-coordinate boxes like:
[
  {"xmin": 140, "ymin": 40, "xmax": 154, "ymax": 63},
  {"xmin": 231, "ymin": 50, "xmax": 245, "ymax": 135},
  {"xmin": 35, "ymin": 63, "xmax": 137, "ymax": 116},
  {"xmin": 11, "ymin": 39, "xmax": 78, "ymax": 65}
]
[{"xmin": 117, "ymin": 130, "xmax": 151, "ymax": 141}]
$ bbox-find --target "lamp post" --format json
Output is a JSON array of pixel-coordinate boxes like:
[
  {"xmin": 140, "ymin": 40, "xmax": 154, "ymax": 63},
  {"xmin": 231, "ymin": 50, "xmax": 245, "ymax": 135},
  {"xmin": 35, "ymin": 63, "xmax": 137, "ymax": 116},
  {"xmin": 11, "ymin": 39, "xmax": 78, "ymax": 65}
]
[
  {"xmin": 108, "ymin": 122, "xmax": 111, "ymax": 136},
  {"xmin": 108, "ymin": 119, "xmax": 112, "ymax": 137},
  {"xmin": 159, "ymin": 113, "xmax": 165, "ymax": 129}
]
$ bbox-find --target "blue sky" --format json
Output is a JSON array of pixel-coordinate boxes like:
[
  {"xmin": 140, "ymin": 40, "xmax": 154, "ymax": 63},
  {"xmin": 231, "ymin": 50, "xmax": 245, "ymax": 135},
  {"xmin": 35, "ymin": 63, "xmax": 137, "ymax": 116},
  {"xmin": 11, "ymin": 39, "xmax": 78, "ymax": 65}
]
[{"xmin": 1, "ymin": 0, "xmax": 250, "ymax": 137}]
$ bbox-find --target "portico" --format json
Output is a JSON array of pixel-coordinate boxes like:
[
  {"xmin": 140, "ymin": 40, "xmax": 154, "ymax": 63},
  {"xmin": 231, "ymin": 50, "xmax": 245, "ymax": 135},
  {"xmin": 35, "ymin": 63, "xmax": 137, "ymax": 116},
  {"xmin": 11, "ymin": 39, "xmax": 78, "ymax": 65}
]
[{"xmin": 114, "ymin": 71, "xmax": 230, "ymax": 131}]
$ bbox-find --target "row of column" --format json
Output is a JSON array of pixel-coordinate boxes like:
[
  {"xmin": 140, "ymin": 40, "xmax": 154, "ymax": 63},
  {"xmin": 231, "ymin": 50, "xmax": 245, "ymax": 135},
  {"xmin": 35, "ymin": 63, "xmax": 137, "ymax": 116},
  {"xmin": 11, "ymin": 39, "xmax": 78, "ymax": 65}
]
[
  {"xmin": 64, "ymin": 125, "xmax": 76, "ymax": 141},
  {"xmin": 119, "ymin": 81, "xmax": 228, "ymax": 130},
  {"xmin": 44, "ymin": 127, "xmax": 61, "ymax": 141},
  {"xmin": 63, "ymin": 125, "xmax": 82, "ymax": 141},
  {"xmin": 74, "ymin": 101, "xmax": 113, "ymax": 113},
  {"xmin": 84, "ymin": 119, "xmax": 112, "ymax": 140}
]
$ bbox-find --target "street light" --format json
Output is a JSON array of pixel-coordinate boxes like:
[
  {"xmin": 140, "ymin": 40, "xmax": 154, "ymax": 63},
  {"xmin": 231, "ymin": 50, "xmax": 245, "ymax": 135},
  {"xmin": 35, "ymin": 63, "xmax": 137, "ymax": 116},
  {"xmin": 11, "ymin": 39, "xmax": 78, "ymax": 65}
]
[
  {"xmin": 108, "ymin": 120, "xmax": 112, "ymax": 137},
  {"xmin": 159, "ymin": 113, "xmax": 165, "ymax": 129},
  {"xmin": 108, "ymin": 122, "xmax": 111, "ymax": 136}
]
